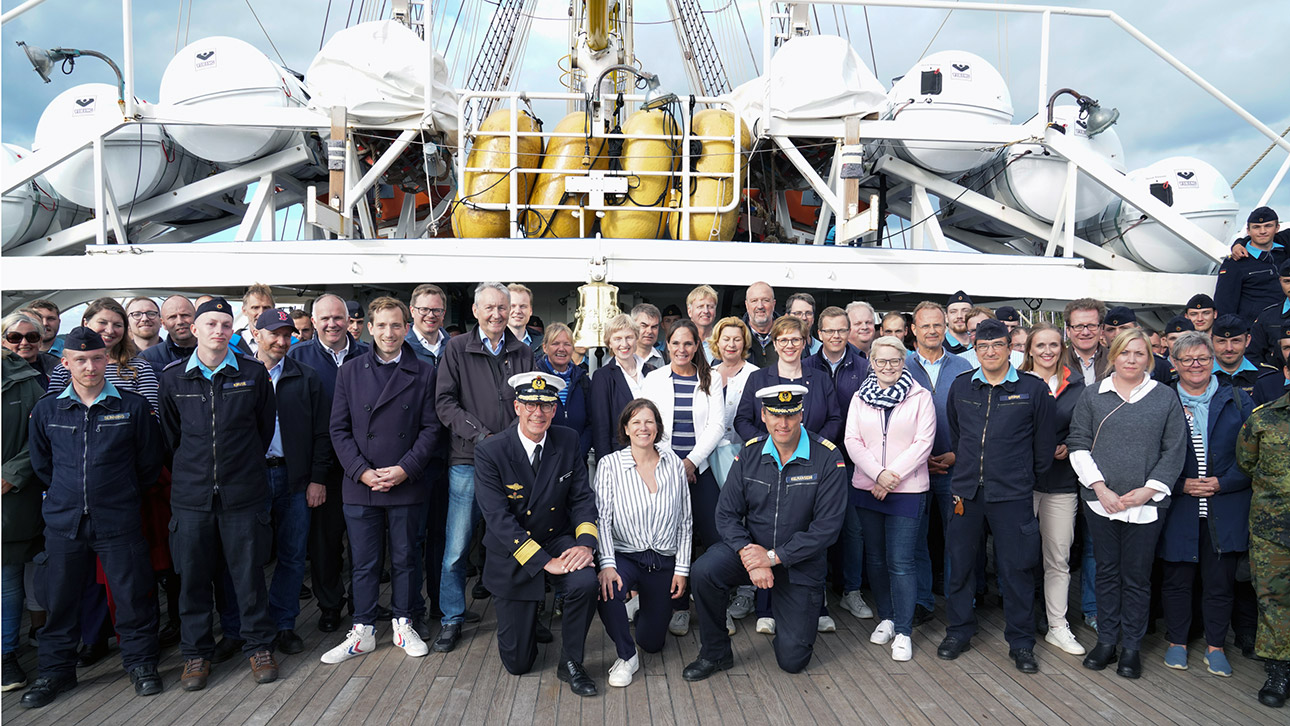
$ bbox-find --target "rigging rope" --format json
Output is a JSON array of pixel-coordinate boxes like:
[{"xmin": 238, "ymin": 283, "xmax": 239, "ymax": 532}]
[
  {"xmin": 1231, "ymin": 123, "xmax": 1290, "ymax": 188},
  {"xmin": 918, "ymin": 0, "xmax": 958, "ymax": 60},
  {"xmin": 244, "ymin": 0, "xmax": 288, "ymax": 66}
]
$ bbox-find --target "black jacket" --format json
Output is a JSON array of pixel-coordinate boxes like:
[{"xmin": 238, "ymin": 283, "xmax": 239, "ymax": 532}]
[
  {"xmin": 28, "ymin": 384, "xmax": 162, "ymax": 538},
  {"xmin": 435, "ymin": 327, "xmax": 535, "ymax": 465},
  {"xmin": 734, "ymin": 366, "xmax": 843, "ymax": 445},
  {"xmin": 1253, "ymin": 367, "xmax": 1289, "ymax": 406},
  {"xmin": 474, "ymin": 424, "xmax": 599, "ymax": 600},
  {"xmin": 1033, "ymin": 367, "xmax": 1084, "ymax": 494},
  {"xmin": 1247, "ymin": 301, "xmax": 1289, "ymax": 368},
  {"xmin": 275, "ymin": 357, "xmax": 332, "ymax": 493},
  {"xmin": 1214, "ymin": 231, "xmax": 1288, "ymax": 326},
  {"xmin": 139, "ymin": 335, "xmax": 196, "ymax": 375},
  {"xmin": 947, "ymin": 368, "xmax": 1056, "ymax": 503},
  {"xmin": 716, "ymin": 430, "xmax": 847, "ymax": 587},
  {"xmin": 588, "ymin": 359, "xmax": 655, "ymax": 462},
  {"xmin": 159, "ymin": 352, "xmax": 277, "ymax": 512}
]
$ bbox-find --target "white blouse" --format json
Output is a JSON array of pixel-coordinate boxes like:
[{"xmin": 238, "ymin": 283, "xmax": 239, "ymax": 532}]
[{"xmin": 594, "ymin": 446, "xmax": 694, "ymax": 575}]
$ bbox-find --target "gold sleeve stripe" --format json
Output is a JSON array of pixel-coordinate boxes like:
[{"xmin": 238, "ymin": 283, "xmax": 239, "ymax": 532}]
[
  {"xmin": 514, "ymin": 539, "xmax": 542, "ymax": 566},
  {"xmin": 576, "ymin": 523, "xmax": 599, "ymax": 540}
]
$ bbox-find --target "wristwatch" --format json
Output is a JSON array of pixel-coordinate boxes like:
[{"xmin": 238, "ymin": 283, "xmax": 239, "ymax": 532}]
[{"xmin": 767, "ymin": 549, "xmax": 778, "ymax": 566}]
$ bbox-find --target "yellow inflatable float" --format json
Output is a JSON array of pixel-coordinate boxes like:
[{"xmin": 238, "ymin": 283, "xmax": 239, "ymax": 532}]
[
  {"xmin": 669, "ymin": 109, "xmax": 751, "ymax": 242},
  {"xmin": 451, "ymin": 108, "xmax": 543, "ymax": 238}
]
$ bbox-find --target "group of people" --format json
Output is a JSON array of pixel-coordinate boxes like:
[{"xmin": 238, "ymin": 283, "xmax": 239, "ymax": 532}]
[{"xmin": 2, "ymin": 207, "xmax": 1289, "ymax": 710}]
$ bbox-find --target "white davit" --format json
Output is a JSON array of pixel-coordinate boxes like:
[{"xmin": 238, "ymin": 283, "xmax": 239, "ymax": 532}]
[
  {"xmin": 159, "ymin": 36, "xmax": 308, "ymax": 164},
  {"xmin": 884, "ymin": 50, "xmax": 1014, "ymax": 176},
  {"xmin": 305, "ymin": 20, "xmax": 459, "ymax": 145},
  {"xmin": 1082, "ymin": 156, "xmax": 1239, "ymax": 275},
  {"xmin": 1, "ymin": 144, "xmax": 89, "ymax": 250}
]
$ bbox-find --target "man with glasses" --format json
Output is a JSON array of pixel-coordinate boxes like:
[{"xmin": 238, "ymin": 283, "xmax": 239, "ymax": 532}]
[
  {"xmin": 1064, "ymin": 298, "xmax": 1108, "ymax": 386},
  {"xmin": 126, "ymin": 297, "xmax": 163, "ymax": 352},
  {"xmin": 1216, "ymin": 207, "xmax": 1288, "ymax": 326},
  {"xmin": 938, "ymin": 320, "xmax": 1055, "ymax": 674},
  {"xmin": 959, "ymin": 307, "xmax": 1024, "ymax": 370},
  {"xmin": 786, "ymin": 293, "xmax": 823, "ymax": 356},
  {"xmin": 407, "ymin": 284, "xmax": 450, "ymax": 366},
  {"xmin": 744, "ymin": 282, "xmax": 778, "ymax": 366},
  {"xmin": 474, "ymin": 372, "xmax": 600, "ymax": 696}
]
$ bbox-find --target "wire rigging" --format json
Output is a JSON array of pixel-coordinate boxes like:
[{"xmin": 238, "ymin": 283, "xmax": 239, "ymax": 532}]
[{"xmin": 244, "ymin": 0, "xmax": 288, "ymax": 66}]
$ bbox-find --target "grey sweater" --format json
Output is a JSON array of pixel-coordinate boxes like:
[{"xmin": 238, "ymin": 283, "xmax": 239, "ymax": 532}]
[{"xmin": 1066, "ymin": 381, "xmax": 1188, "ymax": 507}]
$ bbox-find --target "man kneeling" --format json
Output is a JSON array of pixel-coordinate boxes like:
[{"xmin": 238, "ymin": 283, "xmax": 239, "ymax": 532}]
[{"xmin": 683, "ymin": 385, "xmax": 846, "ymax": 680}]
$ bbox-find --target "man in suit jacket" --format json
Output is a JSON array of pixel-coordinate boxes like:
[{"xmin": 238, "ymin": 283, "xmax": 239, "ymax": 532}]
[
  {"xmin": 320, "ymin": 298, "xmax": 442, "ymax": 665},
  {"xmin": 474, "ymin": 373, "xmax": 600, "ymax": 697}
]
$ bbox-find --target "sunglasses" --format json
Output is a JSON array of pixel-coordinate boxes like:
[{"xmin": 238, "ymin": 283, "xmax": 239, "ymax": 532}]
[{"xmin": 5, "ymin": 331, "xmax": 41, "ymax": 345}]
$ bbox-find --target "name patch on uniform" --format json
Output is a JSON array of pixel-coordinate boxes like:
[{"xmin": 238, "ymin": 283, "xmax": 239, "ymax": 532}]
[
  {"xmin": 787, "ymin": 474, "xmax": 818, "ymax": 483},
  {"xmin": 224, "ymin": 381, "xmax": 252, "ymax": 389},
  {"xmin": 97, "ymin": 412, "xmax": 130, "ymax": 422},
  {"xmin": 1001, "ymin": 394, "xmax": 1030, "ymax": 401}
]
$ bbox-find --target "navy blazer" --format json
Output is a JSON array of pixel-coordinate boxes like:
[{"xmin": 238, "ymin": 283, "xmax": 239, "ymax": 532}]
[
  {"xmin": 329, "ymin": 343, "xmax": 442, "ymax": 507},
  {"xmin": 589, "ymin": 359, "xmax": 655, "ymax": 462},
  {"xmin": 474, "ymin": 424, "xmax": 599, "ymax": 600},
  {"xmin": 804, "ymin": 346, "xmax": 870, "ymax": 462},
  {"xmin": 734, "ymin": 366, "xmax": 842, "ymax": 445},
  {"xmin": 1160, "ymin": 383, "xmax": 1254, "ymax": 561},
  {"xmin": 286, "ymin": 333, "xmax": 371, "ymax": 401}
]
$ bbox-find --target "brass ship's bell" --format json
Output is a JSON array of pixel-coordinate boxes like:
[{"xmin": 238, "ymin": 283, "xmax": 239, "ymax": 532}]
[{"xmin": 571, "ymin": 281, "xmax": 620, "ymax": 349}]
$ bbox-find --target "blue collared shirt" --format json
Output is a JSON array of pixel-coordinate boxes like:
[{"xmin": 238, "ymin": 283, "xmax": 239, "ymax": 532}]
[
  {"xmin": 1214, "ymin": 356, "xmax": 1260, "ymax": 376},
  {"xmin": 972, "ymin": 363, "xmax": 1021, "ymax": 385},
  {"xmin": 1283, "ymin": 298, "xmax": 1289, "ymax": 315},
  {"xmin": 916, "ymin": 348, "xmax": 946, "ymax": 385},
  {"xmin": 479, "ymin": 327, "xmax": 504, "ymax": 356},
  {"xmin": 762, "ymin": 425, "xmax": 811, "ymax": 470},
  {"xmin": 186, "ymin": 348, "xmax": 239, "ymax": 380},
  {"xmin": 57, "ymin": 378, "xmax": 120, "ymax": 406},
  {"xmin": 265, "ymin": 358, "xmax": 284, "ymax": 458}
]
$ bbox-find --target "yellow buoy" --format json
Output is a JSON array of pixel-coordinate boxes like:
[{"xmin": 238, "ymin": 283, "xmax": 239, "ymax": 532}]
[
  {"xmin": 600, "ymin": 109, "xmax": 679, "ymax": 240},
  {"xmin": 523, "ymin": 112, "xmax": 609, "ymax": 238},
  {"xmin": 452, "ymin": 108, "xmax": 543, "ymax": 238},
  {"xmin": 669, "ymin": 109, "xmax": 752, "ymax": 242}
]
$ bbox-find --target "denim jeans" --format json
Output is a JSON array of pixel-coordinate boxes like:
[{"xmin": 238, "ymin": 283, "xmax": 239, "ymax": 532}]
[
  {"xmin": 217, "ymin": 466, "xmax": 305, "ymax": 635},
  {"xmin": 2, "ymin": 563, "xmax": 23, "ymax": 654},
  {"xmin": 841, "ymin": 504, "xmax": 865, "ymax": 592},
  {"xmin": 861, "ymin": 495, "xmax": 925, "ymax": 637},
  {"xmin": 439, "ymin": 464, "xmax": 481, "ymax": 626},
  {"xmin": 1080, "ymin": 509, "xmax": 1098, "ymax": 619},
  {"xmin": 916, "ymin": 472, "xmax": 954, "ymax": 609}
]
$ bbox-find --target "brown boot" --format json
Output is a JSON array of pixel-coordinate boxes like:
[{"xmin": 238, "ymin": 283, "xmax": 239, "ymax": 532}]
[
  {"xmin": 180, "ymin": 658, "xmax": 211, "ymax": 691},
  {"xmin": 249, "ymin": 649, "xmax": 278, "ymax": 684}
]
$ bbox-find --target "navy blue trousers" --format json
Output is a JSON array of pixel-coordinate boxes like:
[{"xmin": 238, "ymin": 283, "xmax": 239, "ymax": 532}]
[
  {"xmin": 598, "ymin": 550, "xmax": 677, "ymax": 660},
  {"xmin": 344, "ymin": 502, "xmax": 423, "ymax": 625},
  {"xmin": 494, "ymin": 566, "xmax": 597, "ymax": 675},
  {"xmin": 945, "ymin": 495, "xmax": 1040, "ymax": 650}
]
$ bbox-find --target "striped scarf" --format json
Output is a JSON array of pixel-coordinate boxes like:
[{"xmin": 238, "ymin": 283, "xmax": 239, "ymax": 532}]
[{"xmin": 857, "ymin": 368, "xmax": 915, "ymax": 410}]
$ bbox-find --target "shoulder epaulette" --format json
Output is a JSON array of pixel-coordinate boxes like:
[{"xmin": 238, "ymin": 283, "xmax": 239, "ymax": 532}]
[
  {"xmin": 817, "ymin": 437, "xmax": 837, "ymax": 451},
  {"xmin": 744, "ymin": 435, "xmax": 766, "ymax": 448},
  {"xmin": 161, "ymin": 358, "xmax": 185, "ymax": 372}
]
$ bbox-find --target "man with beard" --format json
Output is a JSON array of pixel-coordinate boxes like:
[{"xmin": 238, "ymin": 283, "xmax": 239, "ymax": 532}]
[
  {"xmin": 745, "ymin": 282, "xmax": 777, "ymax": 367},
  {"xmin": 126, "ymin": 297, "xmax": 163, "ymax": 352}
]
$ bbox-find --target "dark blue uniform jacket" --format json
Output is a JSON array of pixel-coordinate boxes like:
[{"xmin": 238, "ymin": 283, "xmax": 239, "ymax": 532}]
[{"xmin": 947, "ymin": 367, "xmax": 1056, "ymax": 503}]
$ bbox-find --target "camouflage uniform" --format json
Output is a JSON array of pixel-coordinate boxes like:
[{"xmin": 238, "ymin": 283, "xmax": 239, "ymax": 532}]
[{"xmin": 1236, "ymin": 392, "xmax": 1290, "ymax": 662}]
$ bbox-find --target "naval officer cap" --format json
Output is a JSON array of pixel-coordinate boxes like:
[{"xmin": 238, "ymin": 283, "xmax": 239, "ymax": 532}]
[
  {"xmin": 994, "ymin": 305, "xmax": 1020, "ymax": 323},
  {"xmin": 1164, "ymin": 316, "xmax": 1195, "ymax": 335},
  {"xmin": 346, "ymin": 300, "xmax": 364, "ymax": 320},
  {"xmin": 1211, "ymin": 315, "xmax": 1249, "ymax": 339},
  {"xmin": 973, "ymin": 319, "xmax": 1009, "ymax": 343},
  {"xmin": 509, "ymin": 372, "xmax": 564, "ymax": 404},
  {"xmin": 947, "ymin": 290, "xmax": 972, "ymax": 307},
  {"xmin": 1104, "ymin": 306, "xmax": 1136, "ymax": 327},
  {"xmin": 195, "ymin": 296, "xmax": 234, "ymax": 321},
  {"xmin": 64, "ymin": 326, "xmax": 106, "ymax": 351},
  {"xmin": 756, "ymin": 384, "xmax": 808, "ymax": 416},
  {"xmin": 1248, "ymin": 206, "xmax": 1278, "ymax": 224},
  {"xmin": 1186, "ymin": 294, "xmax": 1215, "ymax": 311}
]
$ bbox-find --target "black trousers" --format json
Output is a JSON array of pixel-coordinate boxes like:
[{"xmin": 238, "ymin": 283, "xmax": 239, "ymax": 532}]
[
  {"xmin": 344, "ymin": 503, "xmax": 422, "ymax": 624},
  {"xmin": 416, "ymin": 458, "xmax": 449, "ymax": 616},
  {"xmin": 308, "ymin": 477, "xmax": 348, "ymax": 612},
  {"xmin": 692, "ymin": 543, "xmax": 823, "ymax": 673},
  {"xmin": 1087, "ymin": 511, "xmax": 1163, "ymax": 650},
  {"xmin": 171, "ymin": 499, "xmax": 274, "ymax": 657},
  {"xmin": 945, "ymin": 495, "xmax": 1040, "ymax": 649},
  {"xmin": 40, "ymin": 517, "xmax": 158, "ymax": 678},
  {"xmin": 598, "ymin": 551, "xmax": 677, "ymax": 660},
  {"xmin": 673, "ymin": 468, "xmax": 721, "ymax": 613},
  {"xmin": 494, "ymin": 566, "xmax": 597, "ymax": 675},
  {"xmin": 1161, "ymin": 518, "xmax": 1240, "ymax": 648}
]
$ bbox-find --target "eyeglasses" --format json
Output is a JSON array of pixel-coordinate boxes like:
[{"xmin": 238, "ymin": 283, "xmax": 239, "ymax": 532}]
[
  {"xmin": 975, "ymin": 342, "xmax": 1009, "ymax": 352},
  {"xmin": 775, "ymin": 337, "xmax": 805, "ymax": 347},
  {"xmin": 819, "ymin": 328, "xmax": 849, "ymax": 337},
  {"xmin": 1174, "ymin": 355, "xmax": 1213, "ymax": 368},
  {"xmin": 1067, "ymin": 323, "xmax": 1101, "ymax": 333},
  {"xmin": 521, "ymin": 402, "xmax": 556, "ymax": 413},
  {"xmin": 871, "ymin": 358, "xmax": 903, "ymax": 368},
  {"xmin": 914, "ymin": 323, "xmax": 946, "ymax": 332},
  {"xmin": 128, "ymin": 311, "xmax": 159, "ymax": 320},
  {"xmin": 4, "ymin": 331, "xmax": 41, "ymax": 345},
  {"xmin": 411, "ymin": 306, "xmax": 446, "ymax": 317}
]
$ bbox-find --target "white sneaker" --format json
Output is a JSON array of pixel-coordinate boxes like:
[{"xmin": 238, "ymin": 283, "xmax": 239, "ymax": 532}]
[
  {"xmin": 392, "ymin": 617, "xmax": 429, "ymax": 657},
  {"xmin": 625, "ymin": 595, "xmax": 640, "ymax": 623},
  {"xmin": 840, "ymin": 590, "xmax": 874, "ymax": 619},
  {"xmin": 817, "ymin": 615, "xmax": 836, "ymax": 633},
  {"xmin": 891, "ymin": 634, "xmax": 912, "ymax": 662},
  {"xmin": 321, "ymin": 624, "xmax": 376, "ymax": 664},
  {"xmin": 607, "ymin": 654, "xmax": 639, "ymax": 687},
  {"xmin": 756, "ymin": 617, "xmax": 776, "ymax": 634},
  {"xmin": 668, "ymin": 610, "xmax": 690, "ymax": 636},
  {"xmin": 726, "ymin": 611, "xmax": 737, "ymax": 636},
  {"xmin": 728, "ymin": 586, "xmax": 755, "ymax": 619},
  {"xmin": 1045, "ymin": 624, "xmax": 1086, "ymax": 656},
  {"xmin": 870, "ymin": 619, "xmax": 895, "ymax": 645}
]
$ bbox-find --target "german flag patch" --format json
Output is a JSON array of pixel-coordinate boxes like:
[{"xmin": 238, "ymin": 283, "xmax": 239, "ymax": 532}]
[{"xmin": 835, "ymin": 460, "xmax": 846, "ymax": 468}]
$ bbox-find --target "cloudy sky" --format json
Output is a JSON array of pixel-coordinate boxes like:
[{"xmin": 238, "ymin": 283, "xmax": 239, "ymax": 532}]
[{"xmin": 3, "ymin": 0, "xmax": 1288, "ymax": 233}]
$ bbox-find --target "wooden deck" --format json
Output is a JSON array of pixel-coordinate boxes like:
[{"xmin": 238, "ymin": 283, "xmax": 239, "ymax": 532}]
[{"xmin": 2, "ymin": 580, "xmax": 1277, "ymax": 726}]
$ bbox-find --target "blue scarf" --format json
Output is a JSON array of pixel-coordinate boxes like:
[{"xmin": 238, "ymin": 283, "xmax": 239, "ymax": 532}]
[
  {"xmin": 1176, "ymin": 375, "xmax": 1218, "ymax": 452},
  {"xmin": 857, "ymin": 368, "xmax": 915, "ymax": 410}
]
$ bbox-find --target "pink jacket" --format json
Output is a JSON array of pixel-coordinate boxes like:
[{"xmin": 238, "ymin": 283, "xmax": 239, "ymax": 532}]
[{"xmin": 843, "ymin": 382, "xmax": 935, "ymax": 494}]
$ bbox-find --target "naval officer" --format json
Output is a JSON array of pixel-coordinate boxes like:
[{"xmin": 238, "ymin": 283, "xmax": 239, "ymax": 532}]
[{"xmin": 474, "ymin": 372, "xmax": 601, "ymax": 696}]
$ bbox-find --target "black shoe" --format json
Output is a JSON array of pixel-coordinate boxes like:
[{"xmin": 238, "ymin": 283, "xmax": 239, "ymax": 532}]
[
  {"xmin": 1083, "ymin": 642, "xmax": 1118, "ymax": 671},
  {"xmin": 2, "ymin": 652, "xmax": 27, "ymax": 691},
  {"xmin": 432, "ymin": 624, "xmax": 461, "ymax": 653},
  {"xmin": 472, "ymin": 581, "xmax": 491, "ymax": 600},
  {"xmin": 76, "ymin": 638, "xmax": 110, "ymax": 668},
  {"xmin": 536, "ymin": 621, "xmax": 553, "ymax": 644},
  {"xmin": 318, "ymin": 608, "xmax": 342, "ymax": 633},
  {"xmin": 1116, "ymin": 649, "xmax": 1142, "ymax": 679},
  {"xmin": 556, "ymin": 659, "xmax": 597, "ymax": 696},
  {"xmin": 552, "ymin": 594, "xmax": 565, "ymax": 618},
  {"xmin": 1236, "ymin": 631, "xmax": 1258, "ymax": 660},
  {"xmin": 411, "ymin": 617, "xmax": 433, "ymax": 641},
  {"xmin": 1010, "ymin": 648, "xmax": 1039, "ymax": 674},
  {"xmin": 463, "ymin": 609, "xmax": 482, "ymax": 624},
  {"xmin": 130, "ymin": 664, "xmax": 163, "ymax": 697},
  {"xmin": 681, "ymin": 655, "xmax": 734, "ymax": 682},
  {"xmin": 380, "ymin": 570, "xmax": 391, "ymax": 584},
  {"xmin": 211, "ymin": 637, "xmax": 245, "ymax": 664},
  {"xmin": 912, "ymin": 605, "xmax": 934, "ymax": 627},
  {"xmin": 299, "ymin": 585, "xmax": 313, "ymax": 600},
  {"xmin": 158, "ymin": 620, "xmax": 181, "ymax": 648},
  {"xmin": 275, "ymin": 629, "xmax": 305, "ymax": 655},
  {"xmin": 19, "ymin": 674, "xmax": 76, "ymax": 709},
  {"xmin": 936, "ymin": 636, "xmax": 971, "ymax": 660},
  {"xmin": 1259, "ymin": 660, "xmax": 1288, "ymax": 708}
]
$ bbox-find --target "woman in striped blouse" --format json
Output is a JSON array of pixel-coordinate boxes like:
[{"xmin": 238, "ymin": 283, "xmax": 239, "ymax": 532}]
[{"xmin": 595, "ymin": 399, "xmax": 693, "ymax": 688}]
